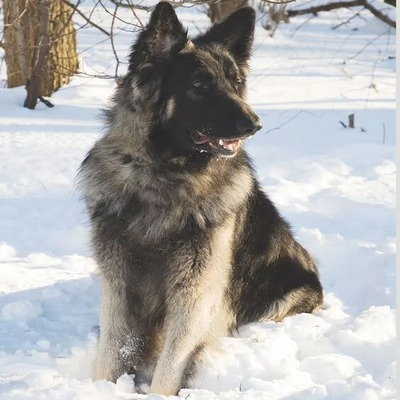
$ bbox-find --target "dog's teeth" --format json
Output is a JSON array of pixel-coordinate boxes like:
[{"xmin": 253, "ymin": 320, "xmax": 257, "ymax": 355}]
[{"xmin": 218, "ymin": 139, "xmax": 224, "ymax": 146}]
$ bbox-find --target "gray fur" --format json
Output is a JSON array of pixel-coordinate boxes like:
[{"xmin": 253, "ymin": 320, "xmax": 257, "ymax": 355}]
[{"xmin": 78, "ymin": 3, "xmax": 323, "ymax": 396}]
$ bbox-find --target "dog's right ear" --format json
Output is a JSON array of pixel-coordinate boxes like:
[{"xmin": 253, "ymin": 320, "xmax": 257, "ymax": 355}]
[{"xmin": 129, "ymin": 2, "xmax": 188, "ymax": 69}]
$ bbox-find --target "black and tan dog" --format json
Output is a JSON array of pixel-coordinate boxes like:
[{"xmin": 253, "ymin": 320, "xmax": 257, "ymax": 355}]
[{"xmin": 78, "ymin": 2, "xmax": 323, "ymax": 395}]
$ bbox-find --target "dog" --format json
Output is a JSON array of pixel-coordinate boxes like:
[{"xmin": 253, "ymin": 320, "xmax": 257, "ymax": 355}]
[{"xmin": 78, "ymin": 2, "xmax": 323, "ymax": 396}]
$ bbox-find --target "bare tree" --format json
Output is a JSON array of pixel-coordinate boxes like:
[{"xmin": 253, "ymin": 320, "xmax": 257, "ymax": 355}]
[
  {"xmin": 3, "ymin": 0, "xmax": 79, "ymax": 109},
  {"xmin": 1, "ymin": 0, "xmax": 394, "ymax": 110}
]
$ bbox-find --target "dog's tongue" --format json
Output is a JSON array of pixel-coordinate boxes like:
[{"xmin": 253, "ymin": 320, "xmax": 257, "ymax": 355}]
[{"xmin": 218, "ymin": 138, "xmax": 241, "ymax": 152}]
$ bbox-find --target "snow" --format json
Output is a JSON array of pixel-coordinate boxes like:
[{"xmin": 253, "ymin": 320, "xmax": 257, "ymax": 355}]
[{"xmin": 0, "ymin": 1, "xmax": 396, "ymax": 399}]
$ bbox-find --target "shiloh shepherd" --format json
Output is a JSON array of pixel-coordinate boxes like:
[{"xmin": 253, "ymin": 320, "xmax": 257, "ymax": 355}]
[{"xmin": 78, "ymin": 2, "xmax": 323, "ymax": 396}]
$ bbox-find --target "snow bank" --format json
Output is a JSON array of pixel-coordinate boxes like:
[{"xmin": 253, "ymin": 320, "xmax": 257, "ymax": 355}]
[{"xmin": 0, "ymin": 3, "xmax": 395, "ymax": 400}]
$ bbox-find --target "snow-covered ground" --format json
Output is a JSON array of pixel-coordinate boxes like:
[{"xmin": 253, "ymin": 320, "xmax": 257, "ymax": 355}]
[{"xmin": 0, "ymin": 2, "xmax": 396, "ymax": 399}]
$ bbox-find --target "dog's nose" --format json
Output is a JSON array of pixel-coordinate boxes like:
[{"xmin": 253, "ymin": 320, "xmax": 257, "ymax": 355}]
[{"xmin": 237, "ymin": 116, "xmax": 263, "ymax": 136}]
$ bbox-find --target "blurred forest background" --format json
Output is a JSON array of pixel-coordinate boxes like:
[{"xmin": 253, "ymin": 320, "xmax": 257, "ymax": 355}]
[{"xmin": 0, "ymin": 0, "xmax": 396, "ymax": 109}]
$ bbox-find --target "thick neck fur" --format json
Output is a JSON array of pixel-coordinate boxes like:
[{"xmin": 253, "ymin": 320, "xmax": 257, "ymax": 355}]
[
  {"xmin": 78, "ymin": 60, "xmax": 257, "ymax": 243},
  {"xmin": 79, "ymin": 107, "xmax": 254, "ymax": 243}
]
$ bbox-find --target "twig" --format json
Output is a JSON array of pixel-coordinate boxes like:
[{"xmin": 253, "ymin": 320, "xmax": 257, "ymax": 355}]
[
  {"xmin": 50, "ymin": 0, "xmax": 83, "ymax": 48},
  {"xmin": 108, "ymin": 0, "xmax": 153, "ymax": 11},
  {"xmin": 109, "ymin": 0, "xmax": 296, "ymax": 10},
  {"xmin": 3, "ymin": 2, "xmax": 29, "ymax": 29},
  {"xmin": 364, "ymin": 43, "xmax": 381, "ymax": 109},
  {"xmin": 110, "ymin": 3, "xmax": 120, "ymax": 78},
  {"xmin": 287, "ymin": 1, "xmax": 363, "ymax": 17},
  {"xmin": 362, "ymin": 0, "xmax": 395, "ymax": 28},
  {"xmin": 61, "ymin": 0, "xmax": 111, "ymax": 36},
  {"xmin": 130, "ymin": 6, "xmax": 144, "ymax": 29},
  {"xmin": 287, "ymin": 0, "xmax": 395, "ymax": 28},
  {"xmin": 98, "ymin": 0, "xmax": 141, "ymax": 27},
  {"xmin": 290, "ymin": 14, "xmax": 315, "ymax": 36},
  {"xmin": 260, "ymin": 0, "xmax": 296, "ymax": 4},
  {"xmin": 264, "ymin": 110, "xmax": 304, "ymax": 134},
  {"xmin": 332, "ymin": 10, "xmax": 365, "ymax": 30},
  {"xmin": 39, "ymin": 96, "xmax": 54, "ymax": 107},
  {"xmin": 347, "ymin": 30, "xmax": 387, "ymax": 61}
]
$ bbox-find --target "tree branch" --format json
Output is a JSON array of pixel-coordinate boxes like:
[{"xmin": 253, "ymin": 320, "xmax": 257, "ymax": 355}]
[
  {"xmin": 362, "ymin": 0, "xmax": 395, "ymax": 28},
  {"xmin": 287, "ymin": 0, "xmax": 364, "ymax": 16},
  {"xmin": 108, "ymin": 0, "xmax": 153, "ymax": 11},
  {"xmin": 109, "ymin": 2, "xmax": 121, "ymax": 77},
  {"xmin": 61, "ymin": 0, "xmax": 111, "ymax": 36},
  {"xmin": 109, "ymin": 0, "xmax": 295, "ymax": 8},
  {"xmin": 287, "ymin": 0, "xmax": 395, "ymax": 28}
]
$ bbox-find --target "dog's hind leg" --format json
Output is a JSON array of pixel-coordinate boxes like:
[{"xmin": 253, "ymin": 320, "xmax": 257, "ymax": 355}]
[
  {"xmin": 262, "ymin": 285, "xmax": 323, "ymax": 323},
  {"xmin": 261, "ymin": 251, "xmax": 323, "ymax": 323},
  {"xmin": 267, "ymin": 243, "xmax": 323, "ymax": 322}
]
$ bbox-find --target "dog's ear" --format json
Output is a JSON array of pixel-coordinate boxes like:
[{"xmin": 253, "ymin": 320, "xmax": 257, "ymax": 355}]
[
  {"xmin": 196, "ymin": 7, "xmax": 255, "ymax": 67},
  {"xmin": 130, "ymin": 2, "xmax": 187, "ymax": 67}
]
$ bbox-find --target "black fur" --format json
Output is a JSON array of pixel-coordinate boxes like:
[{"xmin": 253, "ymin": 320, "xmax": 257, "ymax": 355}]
[{"xmin": 78, "ymin": 2, "xmax": 323, "ymax": 396}]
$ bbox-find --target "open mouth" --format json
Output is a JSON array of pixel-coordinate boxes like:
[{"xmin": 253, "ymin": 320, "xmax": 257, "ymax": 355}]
[{"xmin": 192, "ymin": 131, "xmax": 243, "ymax": 157}]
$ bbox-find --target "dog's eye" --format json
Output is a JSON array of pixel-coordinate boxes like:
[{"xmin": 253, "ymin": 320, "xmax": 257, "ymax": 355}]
[
  {"xmin": 234, "ymin": 77, "xmax": 242, "ymax": 87},
  {"xmin": 192, "ymin": 80, "xmax": 208, "ymax": 90}
]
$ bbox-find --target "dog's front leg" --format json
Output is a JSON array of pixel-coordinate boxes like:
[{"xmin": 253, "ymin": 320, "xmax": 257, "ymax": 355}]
[
  {"xmin": 95, "ymin": 278, "xmax": 143, "ymax": 382},
  {"xmin": 149, "ymin": 219, "xmax": 235, "ymax": 396},
  {"xmin": 149, "ymin": 287, "xmax": 218, "ymax": 396}
]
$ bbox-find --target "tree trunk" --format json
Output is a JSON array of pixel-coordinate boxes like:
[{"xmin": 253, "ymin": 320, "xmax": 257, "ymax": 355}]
[
  {"xmin": 208, "ymin": 0, "xmax": 248, "ymax": 23},
  {"xmin": 3, "ymin": 0, "xmax": 79, "ymax": 107},
  {"xmin": 45, "ymin": 0, "xmax": 79, "ymax": 96},
  {"xmin": 23, "ymin": 0, "xmax": 51, "ymax": 109},
  {"xmin": 3, "ymin": 0, "xmax": 36, "ymax": 88}
]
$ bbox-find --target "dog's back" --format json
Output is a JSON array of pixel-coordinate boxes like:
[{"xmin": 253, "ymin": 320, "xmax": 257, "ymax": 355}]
[{"xmin": 79, "ymin": 2, "xmax": 322, "ymax": 396}]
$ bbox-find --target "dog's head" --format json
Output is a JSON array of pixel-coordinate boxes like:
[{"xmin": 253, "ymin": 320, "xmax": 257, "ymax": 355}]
[{"xmin": 124, "ymin": 1, "xmax": 262, "ymax": 159}]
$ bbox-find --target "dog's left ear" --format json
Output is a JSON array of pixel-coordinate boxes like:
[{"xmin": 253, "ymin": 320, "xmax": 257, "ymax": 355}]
[
  {"xmin": 130, "ymin": 1, "xmax": 188, "ymax": 66},
  {"xmin": 196, "ymin": 7, "xmax": 255, "ymax": 67}
]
